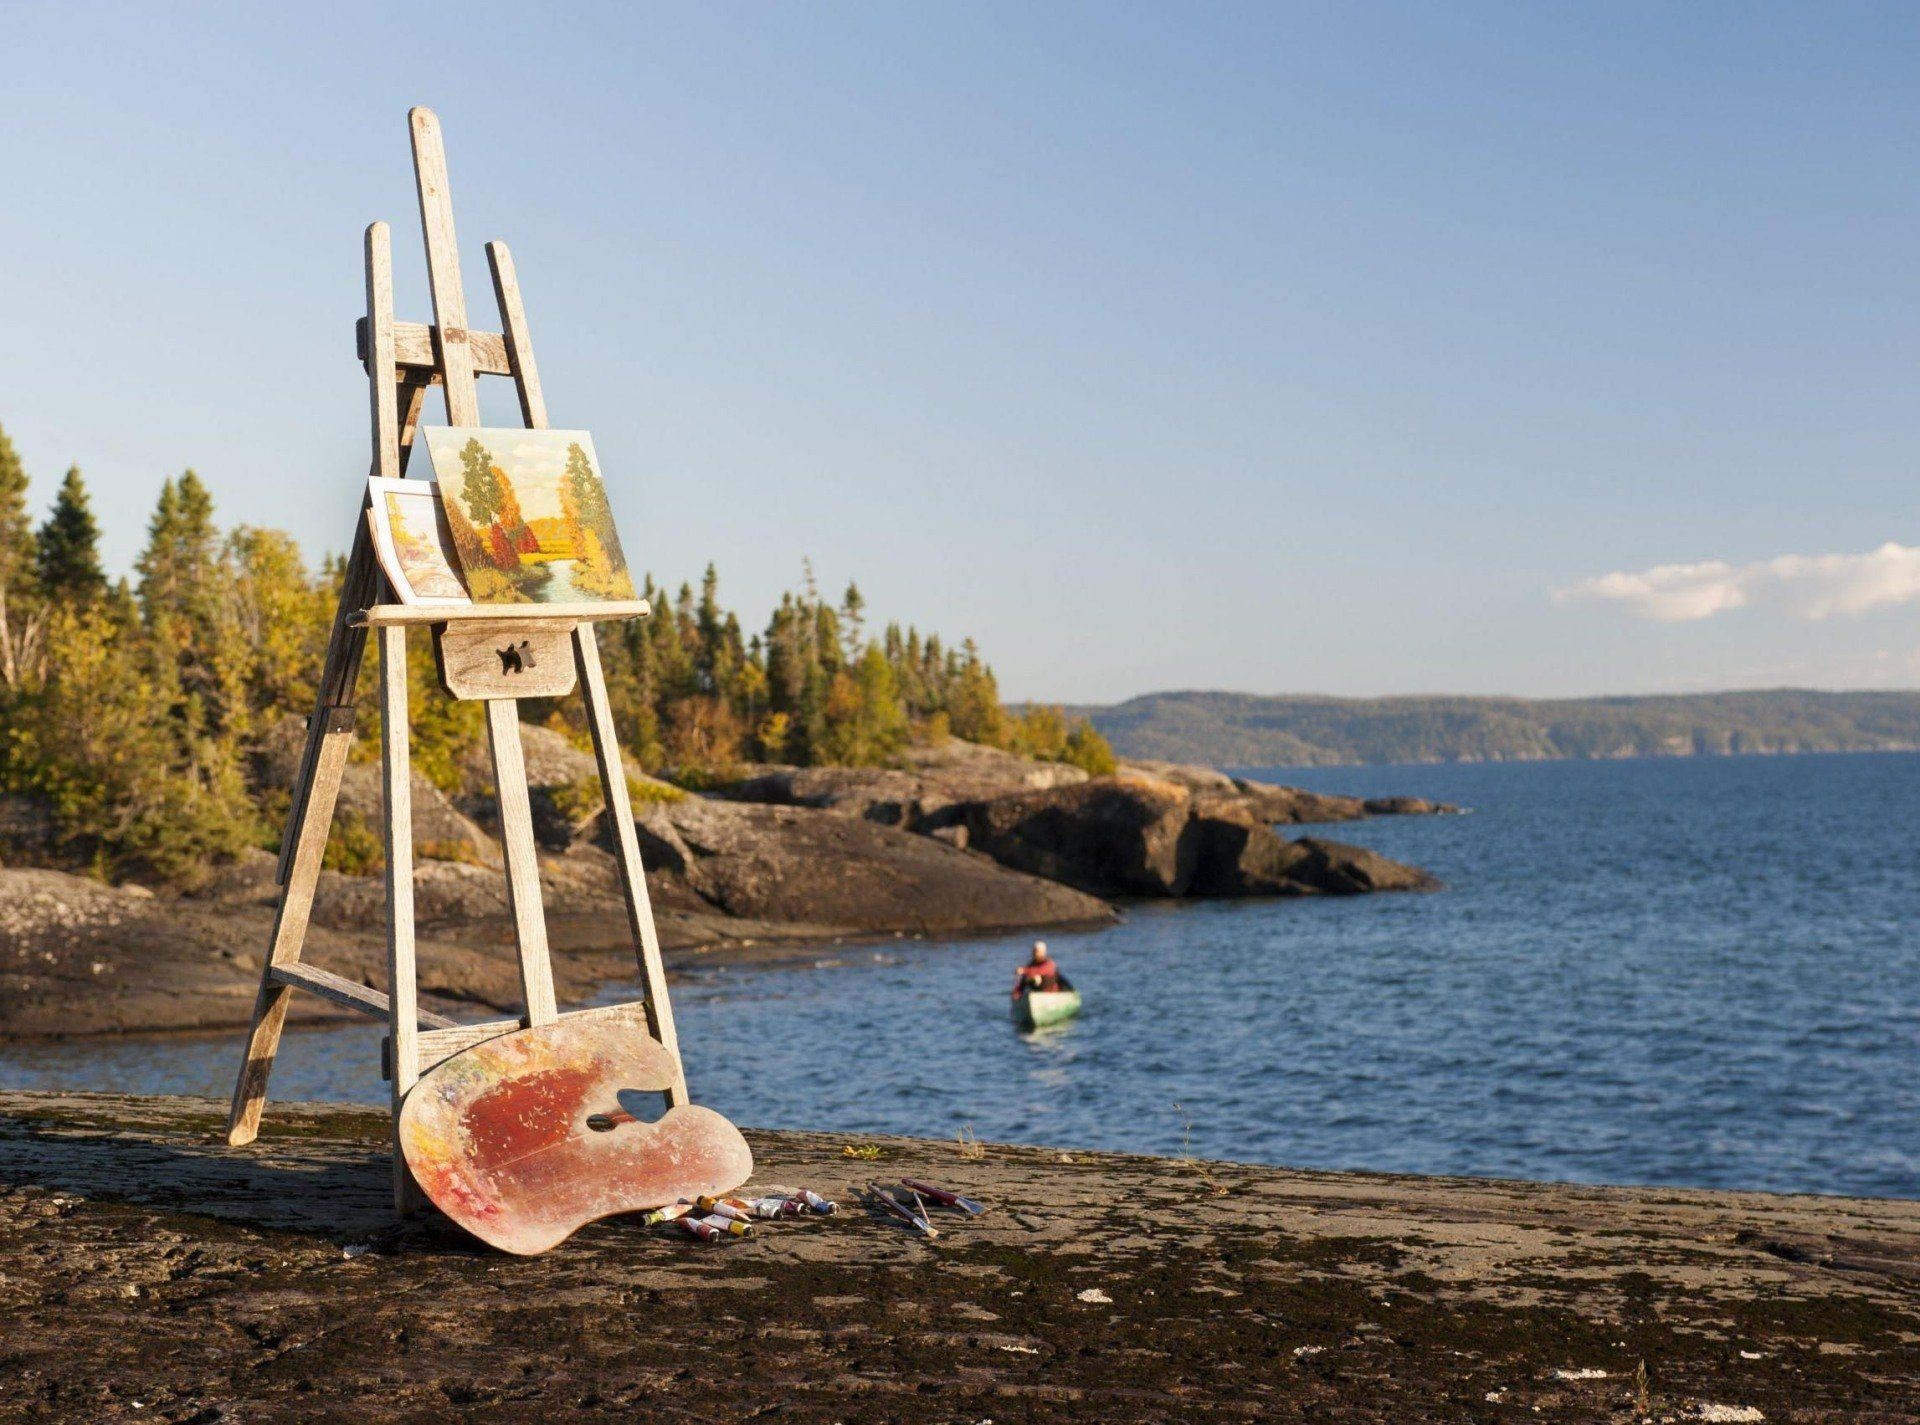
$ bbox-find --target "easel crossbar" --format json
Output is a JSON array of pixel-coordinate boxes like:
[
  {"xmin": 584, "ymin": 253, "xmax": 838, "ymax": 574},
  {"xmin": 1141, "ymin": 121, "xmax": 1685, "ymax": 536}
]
[
  {"xmin": 268, "ymin": 963, "xmax": 459, "ymax": 1029},
  {"xmin": 357, "ymin": 317, "xmax": 514, "ymax": 377}
]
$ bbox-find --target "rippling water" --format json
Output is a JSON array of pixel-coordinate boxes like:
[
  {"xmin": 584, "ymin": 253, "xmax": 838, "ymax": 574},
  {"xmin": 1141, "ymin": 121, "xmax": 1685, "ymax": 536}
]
[{"xmin": 7, "ymin": 753, "xmax": 1918, "ymax": 1197}]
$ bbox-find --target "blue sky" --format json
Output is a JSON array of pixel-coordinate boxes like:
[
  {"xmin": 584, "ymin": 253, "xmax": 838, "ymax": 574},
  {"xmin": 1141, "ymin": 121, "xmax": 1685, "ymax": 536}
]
[{"xmin": 3, "ymin": 2, "xmax": 1918, "ymax": 702}]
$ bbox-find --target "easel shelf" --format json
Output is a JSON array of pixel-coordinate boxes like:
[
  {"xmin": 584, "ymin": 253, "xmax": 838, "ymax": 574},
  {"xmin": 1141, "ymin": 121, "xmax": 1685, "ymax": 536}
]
[{"xmin": 350, "ymin": 599, "xmax": 652, "ymax": 628}]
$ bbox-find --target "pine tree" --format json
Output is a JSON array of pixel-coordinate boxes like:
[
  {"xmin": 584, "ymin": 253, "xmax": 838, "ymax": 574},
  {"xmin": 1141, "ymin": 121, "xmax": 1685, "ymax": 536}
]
[
  {"xmin": 136, "ymin": 470, "xmax": 247, "ymax": 741},
  {"xmin": 35, "ymin": 466, "xmax": 105, "ymax": 603},
  {"xmin": 840, "ymin": 581, "xmax": 865, "ymax": 664},
  {"xmin": 949, "ymin": 639, "xmax": 1007, "ymax": 746},
  {"xmin": 813, "ymin": 601, "xmax": 844, "ymax": 676},
  {"xmin": 851, "ymin": 643, "xmax": 908, "ymax": 763},
  {"xmin": 695, "ymin": 564, "xmax": 724, "ymax": 690}
]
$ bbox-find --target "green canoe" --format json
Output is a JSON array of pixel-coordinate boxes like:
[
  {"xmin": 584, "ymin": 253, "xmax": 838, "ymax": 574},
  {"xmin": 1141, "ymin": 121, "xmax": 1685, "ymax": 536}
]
[{"xmin": 1011, "ymin": 988, "xmax": 1082, "ymax": 1030}]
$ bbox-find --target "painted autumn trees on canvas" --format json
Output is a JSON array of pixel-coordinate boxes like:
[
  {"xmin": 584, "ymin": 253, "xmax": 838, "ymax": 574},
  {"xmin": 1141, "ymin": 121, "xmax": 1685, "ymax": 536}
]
[
  {"xmin": 429, "ymin": 429, "xmax": 636, "ymax": 604},
  {"xmin": 559, "ymin": 440, "xmax": 626, "ymax": 598}
]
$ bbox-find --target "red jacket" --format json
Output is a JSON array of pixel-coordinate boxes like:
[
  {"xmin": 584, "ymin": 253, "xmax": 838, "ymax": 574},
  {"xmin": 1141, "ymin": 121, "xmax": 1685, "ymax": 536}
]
[{"xmin": 1012, "ymin": 959, "xmax": 1061, "ymax": 996}]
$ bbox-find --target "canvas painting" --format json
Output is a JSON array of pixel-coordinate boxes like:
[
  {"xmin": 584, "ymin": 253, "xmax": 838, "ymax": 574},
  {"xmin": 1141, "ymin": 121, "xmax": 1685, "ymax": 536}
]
[
  {"xmin": 421, "ymin": 427, "xmax": 637, "ymax": 605},
  {"xmin": 367, "ymin": 477, "xmax": 471, "ymax": 606}
]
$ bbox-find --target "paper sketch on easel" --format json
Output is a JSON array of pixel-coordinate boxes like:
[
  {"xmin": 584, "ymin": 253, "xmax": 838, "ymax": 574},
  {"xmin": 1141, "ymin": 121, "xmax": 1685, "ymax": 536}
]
[
  {"xmin": 421, "ymin": 427, "xmax": 638, "ymax": 604},
  {"xmin": 367, "ymin": 478, "xmax": 471, "ymax": 606}
]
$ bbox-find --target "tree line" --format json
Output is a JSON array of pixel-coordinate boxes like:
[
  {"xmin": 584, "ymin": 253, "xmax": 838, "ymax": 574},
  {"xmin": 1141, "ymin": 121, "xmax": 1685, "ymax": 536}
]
[{"xmin": 0, "ymin": 421, "xmax": 1112, "ymax": 882}]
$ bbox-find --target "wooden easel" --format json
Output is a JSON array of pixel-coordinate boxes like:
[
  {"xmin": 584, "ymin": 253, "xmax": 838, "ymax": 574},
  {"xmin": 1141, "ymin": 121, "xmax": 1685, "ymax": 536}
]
[{"xmin": 226, "ymin": 108, "xmax": 687, "ymax": 1213}]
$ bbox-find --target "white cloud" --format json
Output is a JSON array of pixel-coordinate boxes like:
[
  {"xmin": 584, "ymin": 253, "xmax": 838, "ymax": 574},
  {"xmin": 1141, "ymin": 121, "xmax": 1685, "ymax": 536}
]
[{"xmin": 1554, "ymin": 542, "xmax": 1920, "ymax": 622}]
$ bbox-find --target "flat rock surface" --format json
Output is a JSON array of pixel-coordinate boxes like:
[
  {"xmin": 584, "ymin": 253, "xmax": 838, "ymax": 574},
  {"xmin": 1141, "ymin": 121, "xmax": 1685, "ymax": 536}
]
[{"xmin": 1, "ymin": 1092, "xmax": 1915, "ymax": 1421}]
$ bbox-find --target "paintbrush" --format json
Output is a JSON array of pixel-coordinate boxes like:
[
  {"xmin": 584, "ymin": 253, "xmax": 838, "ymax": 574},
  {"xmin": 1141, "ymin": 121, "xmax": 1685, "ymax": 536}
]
[
  {"xmin": 866, "ymin": 1182, "xmax": 938, "ymax": 1237},
  {"xmin": 899, "ymin": 1178, "xmax": 988, "ymax": 1215}
]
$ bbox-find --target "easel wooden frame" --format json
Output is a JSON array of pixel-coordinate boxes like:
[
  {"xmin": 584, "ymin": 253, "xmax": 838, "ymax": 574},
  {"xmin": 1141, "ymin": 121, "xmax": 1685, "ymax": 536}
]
[{"xmin": 226, "ymin": 108, "xmax": 687, "ymax": 1212}]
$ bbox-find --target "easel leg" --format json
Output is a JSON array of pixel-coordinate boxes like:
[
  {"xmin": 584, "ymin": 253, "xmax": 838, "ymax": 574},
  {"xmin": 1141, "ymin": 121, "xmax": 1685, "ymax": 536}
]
[
  {"xmin": 574, "ymin": 626, "xmax": 689, "ymax": 1107},
  {"xmin": 226, "ymin": 685, "xmax": 361, "ymax": 1146},
  {"xmin": 276, "ymin": 523, "xmax": 379, "ymax": 885},
  {"xmin": 381, "ymin": 626, "xmax": 425, "ymax": 1214}
]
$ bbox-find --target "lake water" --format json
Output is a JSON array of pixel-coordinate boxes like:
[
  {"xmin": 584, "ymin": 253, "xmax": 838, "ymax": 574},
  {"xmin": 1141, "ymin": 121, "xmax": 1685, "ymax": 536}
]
[{"xmin": 6, "ymin": 753, "xmax": 1918, "ymax": 1198}]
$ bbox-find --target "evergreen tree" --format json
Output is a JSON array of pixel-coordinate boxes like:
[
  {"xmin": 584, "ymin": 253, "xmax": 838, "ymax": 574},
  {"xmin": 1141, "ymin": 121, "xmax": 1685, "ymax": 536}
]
[
  {"xmin": 840, "ymin": 581, "xmax": 866, "ymax": 664},
  {"xmin": 695, "ymin": 564, "xmax": 724, "ymax": 690},
  {"xmin": 136, "ymin": 469, "xmax": 249, "ymax": 746},
  {"xmin": 764, "ymin": 593, "xmax": 806, "ymax": 712},
  {"xmin": 137, "ymin": 474, "xmax": 222, "ymax": 632},
  {"xmin": 948, "ymin": 639, "xmax": 1007, "ymax": 746},
  {"xmin": 814, "ymin": 601, "xmax": 844, "ymax": 676},
  {"xmin": 35, "ymin": 466, "xmax": 105, "ymax": 603}
]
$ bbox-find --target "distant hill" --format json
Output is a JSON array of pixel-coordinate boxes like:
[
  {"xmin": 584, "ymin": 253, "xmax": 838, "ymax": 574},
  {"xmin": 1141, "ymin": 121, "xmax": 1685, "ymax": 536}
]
[{"xmin": 1067, "ymin": 690, "xmax": 1920, "ymax": 768}]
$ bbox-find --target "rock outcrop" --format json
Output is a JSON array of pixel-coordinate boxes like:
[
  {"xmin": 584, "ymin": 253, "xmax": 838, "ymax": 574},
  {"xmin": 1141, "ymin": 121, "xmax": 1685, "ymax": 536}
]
[
  {"xmin": 812, "ymin": 743, "xmax": 1463, "ymax": 832},
  {"xmin": 632, "ymin": 795, "xmax": 1115, "ymax": 934},
  {"xmin": 727, "ymin": 738, "xmax": 1088, "ymax": 827},
  {"xmin": 1187, "ymin": 805, "xmax": 1436, "ymax": 896},
  {"xmin": 1119, "ymin": 757, "xmax": 1456, "ymax": 824},
  {"xmin": 1224, "ymin": 779, "xmax": 1375, "ymax": 824},
  {"xmin": 955, "ymin": 777, "xmax": 1437, "ymax": 899},
  {"xmin": 954, "ymin": 778, "xmax": 1198, "ymax": 898},
  {"xmin": 1117, "ymin": 757, "xmax": 1241, "ymax": 794},
  {"xmin": 719, "ymin": 742, "xmax": 1446, "ymax": 900},
  {"xmin": 1360, "ymin": 794, "xmax": 1452, "ymax": 816}
]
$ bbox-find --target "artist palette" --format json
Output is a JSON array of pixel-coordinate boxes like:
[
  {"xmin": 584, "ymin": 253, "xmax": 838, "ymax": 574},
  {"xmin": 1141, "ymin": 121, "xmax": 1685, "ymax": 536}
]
[{"xmin": 399, "ymin": 1017, "xmax": 753, "ymax": 1255}]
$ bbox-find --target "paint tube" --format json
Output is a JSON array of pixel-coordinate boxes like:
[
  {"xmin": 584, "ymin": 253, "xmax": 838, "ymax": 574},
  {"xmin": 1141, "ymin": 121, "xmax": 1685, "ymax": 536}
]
[
  {"xmin": 790, "ymin": 1188, "xmax": 838, "ymax": 1216},
  {"xmin": 695, "ymin": 1195, "xmax": 754, "ymax": 1224},
  {"xmin": 698, "ymin": 1212, "xmax": 752, "ymax": 1238},
  {"xmin": 644, "ymin": 1201, "xmax": 694, "ymax": 1226},
  {"xmin": 741, "ymin": 1194, "xmax": 807, "ymax": 1219},
  {"xmin": 678, "ymin": 1215, "xmax": 721, "ymax": 1242}
]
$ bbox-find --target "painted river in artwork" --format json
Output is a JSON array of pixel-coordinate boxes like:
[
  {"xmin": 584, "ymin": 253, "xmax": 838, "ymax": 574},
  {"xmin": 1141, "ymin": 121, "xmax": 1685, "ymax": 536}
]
[
  {"xmin": 536, "ymin": 557, "xmax": 584, "ymax": 600},
  {"xmin": 5, "ymin": 753, "xmax": 1917, "ymax": 1198}
]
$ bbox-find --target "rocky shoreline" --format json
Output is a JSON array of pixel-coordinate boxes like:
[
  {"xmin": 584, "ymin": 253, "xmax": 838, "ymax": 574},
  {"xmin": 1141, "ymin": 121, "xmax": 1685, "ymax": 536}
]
[
  {"xmin": 2, "ymin": 1091, "xmax": 1914, "ymax": 1421},
  {"xmin": 1, "ymin": 728, "xmax": 1448, "ymax": 1040}
]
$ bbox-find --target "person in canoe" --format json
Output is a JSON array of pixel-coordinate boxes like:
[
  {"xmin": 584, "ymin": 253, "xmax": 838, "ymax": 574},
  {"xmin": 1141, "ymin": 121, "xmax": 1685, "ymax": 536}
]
[{"xmin": 1011, "ymin": 941, "xmax": 1073, "ymax": 998}]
